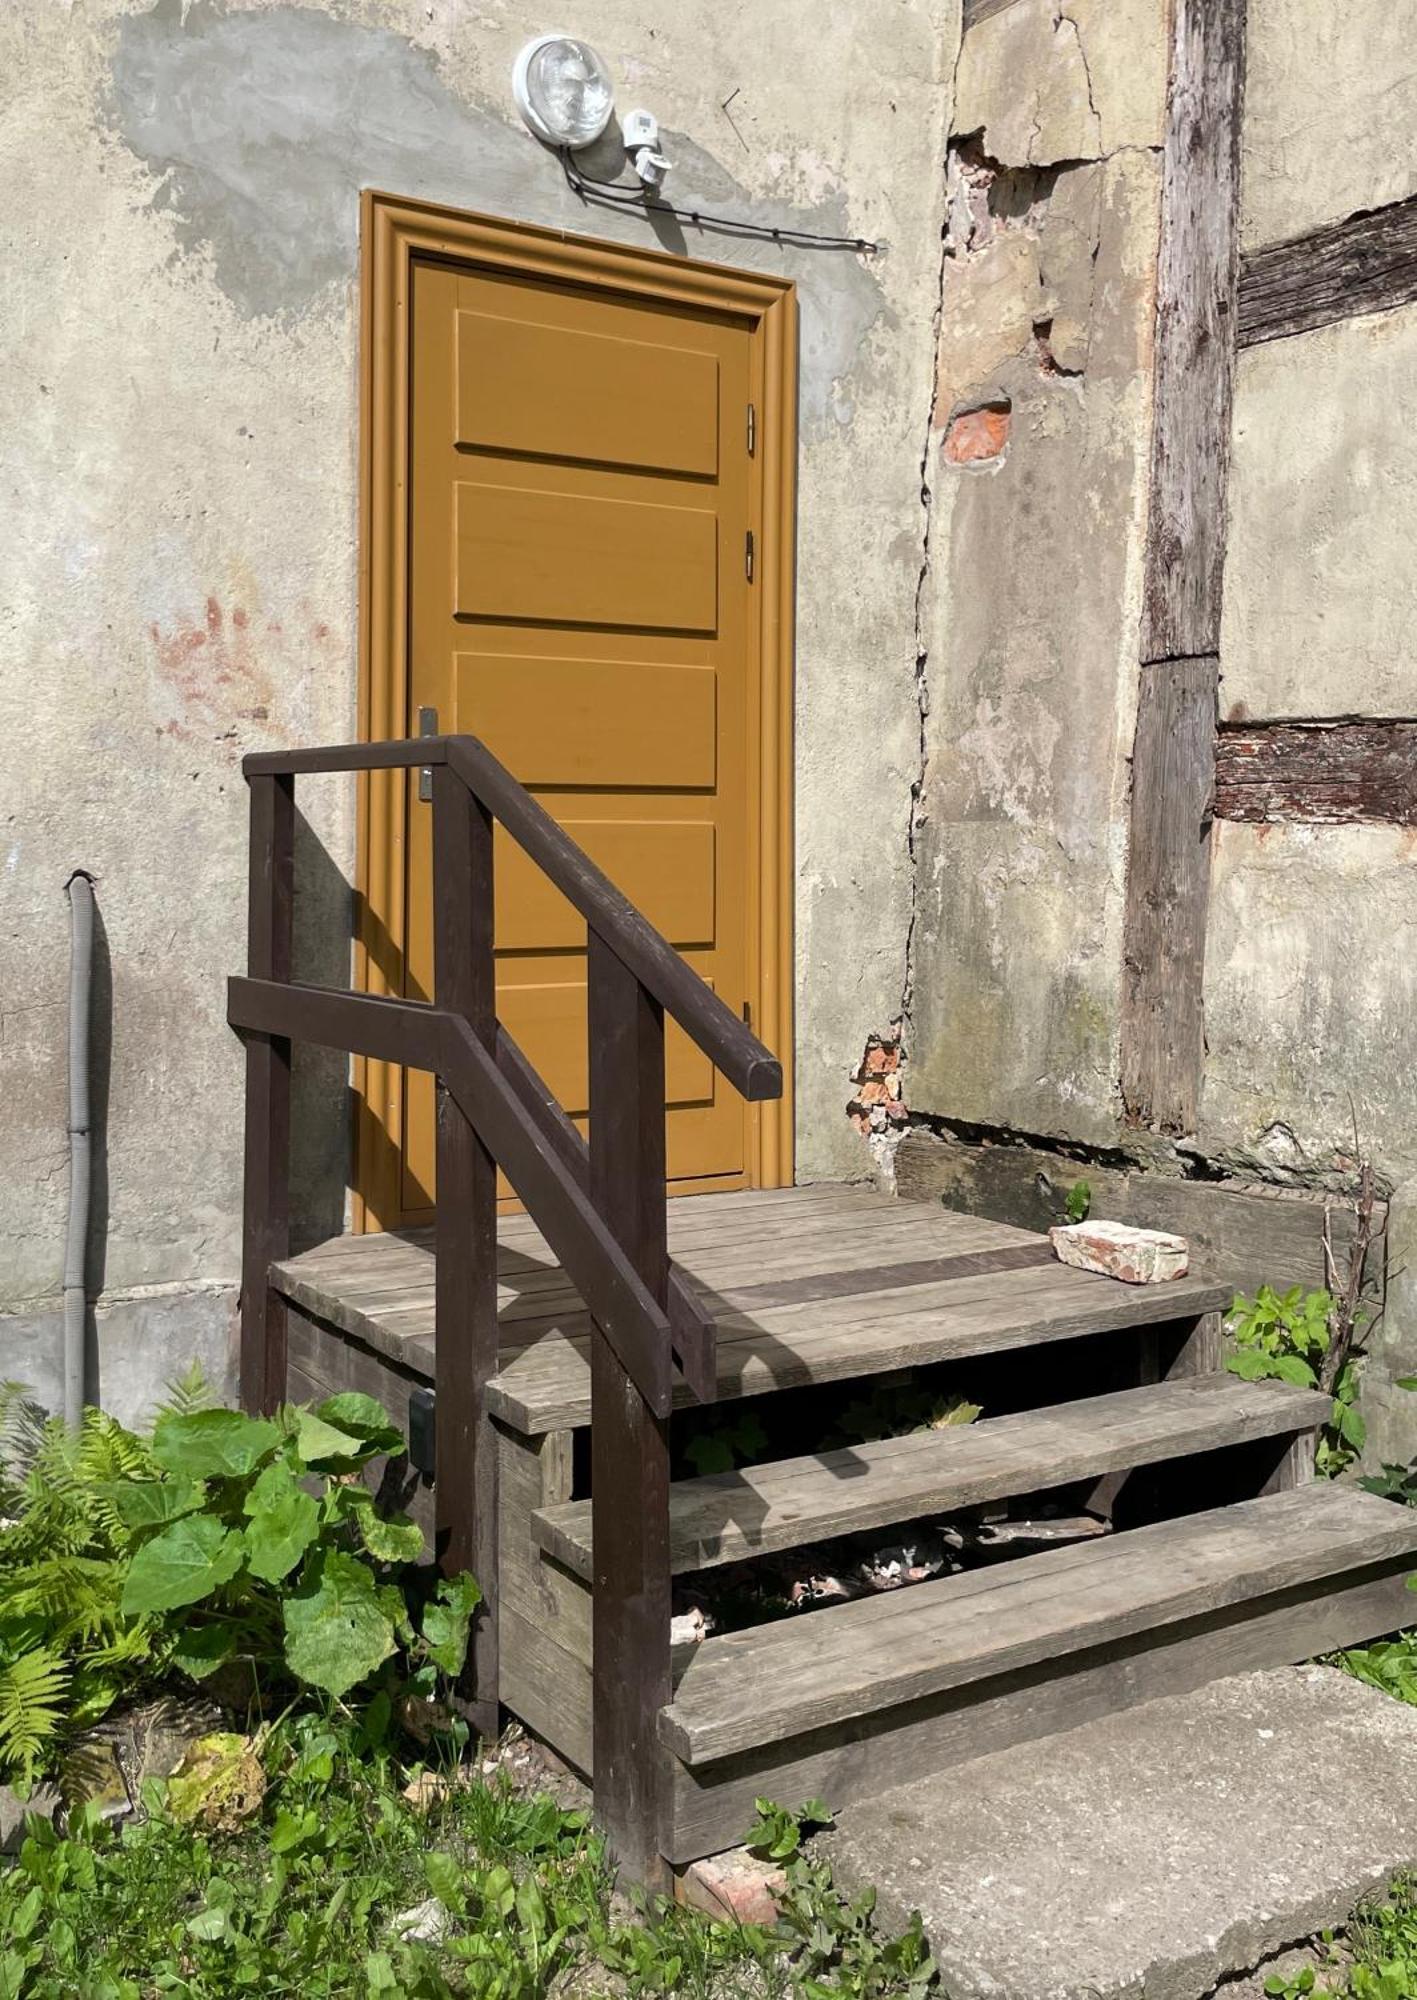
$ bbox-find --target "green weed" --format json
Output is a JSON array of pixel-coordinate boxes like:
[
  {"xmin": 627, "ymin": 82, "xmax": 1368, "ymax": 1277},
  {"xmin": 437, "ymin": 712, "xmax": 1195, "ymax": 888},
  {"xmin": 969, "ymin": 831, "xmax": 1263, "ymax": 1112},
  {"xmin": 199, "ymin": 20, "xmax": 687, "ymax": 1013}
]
[
  {"xmin": 1226, "ymin": 1287, "xmax": 1365, "ymax": 1475},
  {"xmin": 0, "ymin": 1733, "xmax": 936, "ymax": 1997}
]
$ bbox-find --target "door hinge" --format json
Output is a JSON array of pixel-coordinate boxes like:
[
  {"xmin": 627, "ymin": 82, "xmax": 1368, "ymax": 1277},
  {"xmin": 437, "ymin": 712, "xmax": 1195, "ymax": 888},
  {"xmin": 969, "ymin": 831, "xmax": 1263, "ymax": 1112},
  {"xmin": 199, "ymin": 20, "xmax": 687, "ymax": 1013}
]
[
  {"xmin": 417, "ymin": 706, "xmax": 438, "ymax": 803},
  {"xmin": 745, "ymin": 530, "xmax": 755, "ymax": 583},
  {"xmin": 747, "ymin": 402, "xmax": 756, "ymax": 456}
]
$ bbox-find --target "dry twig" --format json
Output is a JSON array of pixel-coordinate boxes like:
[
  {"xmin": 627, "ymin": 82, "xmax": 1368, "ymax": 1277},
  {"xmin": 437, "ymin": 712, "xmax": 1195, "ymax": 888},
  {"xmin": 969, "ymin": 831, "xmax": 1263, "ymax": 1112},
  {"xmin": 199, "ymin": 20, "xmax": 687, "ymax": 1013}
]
[{"xmin": 1319, "ymin": 1128, "xmax": 1379, "ymax": 1397}]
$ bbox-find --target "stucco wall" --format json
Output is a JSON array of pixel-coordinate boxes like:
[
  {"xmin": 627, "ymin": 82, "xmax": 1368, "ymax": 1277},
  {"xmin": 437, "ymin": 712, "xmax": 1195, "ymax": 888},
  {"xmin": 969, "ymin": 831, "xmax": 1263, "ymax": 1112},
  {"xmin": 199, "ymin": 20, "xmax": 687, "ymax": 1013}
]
[
  {"xmin": 1209, "ymin": 308, "xmax": 1417, "ymax": 1192},
  {"xmin": 1210, "ymin": 5, "xmax": 1417, "ymax": 1199},
  {"xmin": 0, "ymin": 0, "xmax": 958, "ymax": 1410},
  {"xmin": 1223, "ymin": 311, "xmax": 1417, "ymax": 726},
  {"xmin": 1241, "ymin": 0, "xmax": 1417, "ymax": 251}
]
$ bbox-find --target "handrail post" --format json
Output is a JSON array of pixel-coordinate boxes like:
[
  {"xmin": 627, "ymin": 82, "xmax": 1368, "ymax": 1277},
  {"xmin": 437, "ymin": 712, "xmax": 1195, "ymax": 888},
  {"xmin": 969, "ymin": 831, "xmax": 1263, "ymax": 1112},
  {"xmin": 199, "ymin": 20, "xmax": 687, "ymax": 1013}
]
[
  {"xmin": 432, "ymin": 764, "xmax": 500, "ymax": 1739},
  {"xmin": 586, "ymin": 925, "xmax": 672, "ymax": 1890},
  {"xmin": 239, "ymin": 772, "xmax": 294, "ymax": 1416}
]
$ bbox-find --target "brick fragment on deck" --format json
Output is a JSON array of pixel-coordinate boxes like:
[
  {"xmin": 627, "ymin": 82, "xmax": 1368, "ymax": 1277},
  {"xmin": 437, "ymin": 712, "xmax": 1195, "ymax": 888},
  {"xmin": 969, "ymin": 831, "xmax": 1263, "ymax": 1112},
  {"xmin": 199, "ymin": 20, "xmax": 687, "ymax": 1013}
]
[{"xmin": 1050, "ymin": 1219, "xmax": 1189, "ymax": 1284}]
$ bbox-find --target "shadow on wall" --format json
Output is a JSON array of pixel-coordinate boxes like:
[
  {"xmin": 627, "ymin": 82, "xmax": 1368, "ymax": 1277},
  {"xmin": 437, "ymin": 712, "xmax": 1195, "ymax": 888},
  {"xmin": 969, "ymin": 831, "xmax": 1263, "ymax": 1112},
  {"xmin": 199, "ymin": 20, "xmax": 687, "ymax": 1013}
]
[
  {"xmin": 290, "ymin": 805, "xmax": 355, "ymax": 1254},
  {"xmin": 69, "ymin": 820, "xmax": 349, "ymax": 1410}
]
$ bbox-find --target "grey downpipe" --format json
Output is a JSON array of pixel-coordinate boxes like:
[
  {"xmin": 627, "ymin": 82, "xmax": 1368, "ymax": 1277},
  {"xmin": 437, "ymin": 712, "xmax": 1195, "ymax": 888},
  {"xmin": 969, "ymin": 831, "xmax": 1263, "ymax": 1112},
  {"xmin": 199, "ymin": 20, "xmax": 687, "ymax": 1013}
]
[{"xmin": 63, "ymin": 870, "xmax": 95, "ymax": 1428}]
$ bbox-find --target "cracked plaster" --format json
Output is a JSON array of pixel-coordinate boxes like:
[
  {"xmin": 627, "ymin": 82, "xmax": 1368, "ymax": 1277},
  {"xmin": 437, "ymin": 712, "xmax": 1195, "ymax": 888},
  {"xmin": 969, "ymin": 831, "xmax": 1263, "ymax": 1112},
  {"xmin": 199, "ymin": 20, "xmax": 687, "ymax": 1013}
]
[{"xmin": 902, "ymin": 0, "xmax": 1166, "ymax": 1150}]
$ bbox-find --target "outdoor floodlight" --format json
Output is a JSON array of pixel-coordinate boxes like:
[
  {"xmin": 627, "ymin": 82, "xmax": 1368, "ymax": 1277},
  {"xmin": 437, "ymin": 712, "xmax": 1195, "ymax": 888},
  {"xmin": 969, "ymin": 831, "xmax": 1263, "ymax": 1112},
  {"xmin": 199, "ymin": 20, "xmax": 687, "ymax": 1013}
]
[{"xmin": 512, "ymin": 34, "xmax": 615, "ymax": 149}]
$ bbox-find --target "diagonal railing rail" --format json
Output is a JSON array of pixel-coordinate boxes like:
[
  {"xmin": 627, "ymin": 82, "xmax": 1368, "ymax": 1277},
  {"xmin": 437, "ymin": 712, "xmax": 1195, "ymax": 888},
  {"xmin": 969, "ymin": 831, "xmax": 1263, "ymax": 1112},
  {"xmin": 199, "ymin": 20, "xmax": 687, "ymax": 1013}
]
[{"xmin": 228, "ymin": 733, "xmax": 781, "ymax": 1883}]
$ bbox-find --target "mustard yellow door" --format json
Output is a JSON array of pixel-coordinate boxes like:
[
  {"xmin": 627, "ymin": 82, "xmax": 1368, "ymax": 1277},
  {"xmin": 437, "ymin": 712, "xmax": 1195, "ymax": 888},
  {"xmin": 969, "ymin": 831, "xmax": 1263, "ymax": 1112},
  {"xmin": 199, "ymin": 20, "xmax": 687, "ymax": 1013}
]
[{"xmin": 398, "ymin": 256, "xmax": 760, "ymax": 1217}]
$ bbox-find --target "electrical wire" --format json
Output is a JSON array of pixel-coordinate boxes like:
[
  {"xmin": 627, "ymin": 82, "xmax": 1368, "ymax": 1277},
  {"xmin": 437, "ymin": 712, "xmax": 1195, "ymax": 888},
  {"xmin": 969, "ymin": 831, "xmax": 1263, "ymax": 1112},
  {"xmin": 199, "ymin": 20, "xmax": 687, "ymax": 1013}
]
[{"xmin": 559, "ymin": 148, "xmax": 880, "ymax": 254}]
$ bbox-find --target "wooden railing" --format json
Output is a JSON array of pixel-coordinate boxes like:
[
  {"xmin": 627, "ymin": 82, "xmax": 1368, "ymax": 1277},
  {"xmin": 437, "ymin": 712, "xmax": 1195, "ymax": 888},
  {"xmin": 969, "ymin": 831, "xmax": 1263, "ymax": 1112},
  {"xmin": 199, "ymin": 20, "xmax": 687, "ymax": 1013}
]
[{"xmin": 228, "ymin": 734, "xmax": 782, "ymax": 1881}]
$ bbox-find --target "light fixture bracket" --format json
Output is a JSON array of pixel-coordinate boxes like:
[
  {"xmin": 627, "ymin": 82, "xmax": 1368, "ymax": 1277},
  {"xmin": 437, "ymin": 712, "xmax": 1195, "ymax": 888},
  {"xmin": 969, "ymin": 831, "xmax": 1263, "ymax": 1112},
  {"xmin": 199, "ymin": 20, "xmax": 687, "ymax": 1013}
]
[{"xmin": 622, "ymin": 107, "xmax": 672, "ymax": 189}]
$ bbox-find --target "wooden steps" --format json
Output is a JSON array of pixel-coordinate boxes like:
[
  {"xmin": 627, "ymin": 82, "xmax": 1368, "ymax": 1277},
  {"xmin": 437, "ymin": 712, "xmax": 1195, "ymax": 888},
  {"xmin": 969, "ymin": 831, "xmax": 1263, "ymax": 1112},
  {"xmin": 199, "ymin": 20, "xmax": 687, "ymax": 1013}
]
[
  {"xmin": 533, "ymin": 1373, "xmax": 1326, "ymax": 1581},
  {"xmin": 660, "ymin": 1485, "xmax": 1417, "ymax": 1767},
  {"xmin": 272, "ymin": 1183, "xmax": 1417, "ymax": 1870}
]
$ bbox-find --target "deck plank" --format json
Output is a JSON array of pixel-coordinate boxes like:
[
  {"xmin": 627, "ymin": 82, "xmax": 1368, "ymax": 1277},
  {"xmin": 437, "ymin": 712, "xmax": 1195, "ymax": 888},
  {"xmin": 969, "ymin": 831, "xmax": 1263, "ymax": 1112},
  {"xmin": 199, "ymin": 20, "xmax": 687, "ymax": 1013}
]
[
  {"xmin": 531, "ymin": 1374, "xmax": 1326, "ymax": 1581},
  {"xmin": 659, "ymin": 1485, "xmax": 1417, "ymax": 1765},
  {"xmin": 271, "ymin": 1186, "xmax": 1231, "ymax": 1434}
]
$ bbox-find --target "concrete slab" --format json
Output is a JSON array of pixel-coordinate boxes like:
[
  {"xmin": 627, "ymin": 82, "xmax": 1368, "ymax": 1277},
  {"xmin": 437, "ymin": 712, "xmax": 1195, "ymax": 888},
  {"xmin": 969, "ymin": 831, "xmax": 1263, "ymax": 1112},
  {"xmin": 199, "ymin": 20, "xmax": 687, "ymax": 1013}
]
[{"xmin": 822, "ymin": 1665, "xmax": 1417, "ymax": 2000}]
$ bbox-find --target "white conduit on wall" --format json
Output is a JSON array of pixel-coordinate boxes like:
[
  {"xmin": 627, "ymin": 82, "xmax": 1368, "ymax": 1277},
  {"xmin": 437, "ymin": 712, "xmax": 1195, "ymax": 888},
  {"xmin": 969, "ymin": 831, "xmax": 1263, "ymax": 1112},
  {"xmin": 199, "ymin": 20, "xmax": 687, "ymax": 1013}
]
[{"xmin": 63, "ymin": 870, "xmax": 95, "ymax": 1428}]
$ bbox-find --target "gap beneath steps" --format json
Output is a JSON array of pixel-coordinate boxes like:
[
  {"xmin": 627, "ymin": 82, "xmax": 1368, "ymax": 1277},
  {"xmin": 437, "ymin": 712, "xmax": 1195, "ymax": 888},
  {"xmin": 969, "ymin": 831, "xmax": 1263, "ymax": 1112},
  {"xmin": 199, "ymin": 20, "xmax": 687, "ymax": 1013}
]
[{"xmin": 820, "ymin": 1663, "xmax": 1417, "ymax": 2000}]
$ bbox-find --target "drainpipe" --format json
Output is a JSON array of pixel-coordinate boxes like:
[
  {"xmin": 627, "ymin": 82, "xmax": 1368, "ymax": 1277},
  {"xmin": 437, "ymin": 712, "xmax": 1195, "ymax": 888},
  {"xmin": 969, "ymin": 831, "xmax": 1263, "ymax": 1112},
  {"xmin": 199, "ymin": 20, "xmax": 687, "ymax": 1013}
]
[{"xmin": 63, "ymin": 870, "xmax": 96, "ymax": 1428}]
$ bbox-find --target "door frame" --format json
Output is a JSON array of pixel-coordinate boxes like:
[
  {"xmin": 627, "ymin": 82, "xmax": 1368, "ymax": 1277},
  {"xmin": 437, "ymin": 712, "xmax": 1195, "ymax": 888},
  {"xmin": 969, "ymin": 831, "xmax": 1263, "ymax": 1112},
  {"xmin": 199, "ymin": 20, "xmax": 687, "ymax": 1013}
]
[{"xmin": 352, "ymin": 191, "xmax": 797, "ymax": 1230}]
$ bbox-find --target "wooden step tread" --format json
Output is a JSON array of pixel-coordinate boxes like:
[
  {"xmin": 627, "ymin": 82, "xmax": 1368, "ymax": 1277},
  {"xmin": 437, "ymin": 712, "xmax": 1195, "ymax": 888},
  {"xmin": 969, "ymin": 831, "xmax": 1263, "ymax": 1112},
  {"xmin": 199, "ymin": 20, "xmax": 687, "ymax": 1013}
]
[
  {"xmin": 269, "ymin": 1185, "xmax": 1230, "ymax": 1434},
  {"xmin": 659, "ymin": 1484, "xmax": 1417, "ymax": 1766},
  {"xmin": 532, "ymin": 1374, "xmax": 1326, "ymax": 1581},
  {"xmin": 488, "ymin": 1259, "xmax": 1231, "ymax": 1431}
]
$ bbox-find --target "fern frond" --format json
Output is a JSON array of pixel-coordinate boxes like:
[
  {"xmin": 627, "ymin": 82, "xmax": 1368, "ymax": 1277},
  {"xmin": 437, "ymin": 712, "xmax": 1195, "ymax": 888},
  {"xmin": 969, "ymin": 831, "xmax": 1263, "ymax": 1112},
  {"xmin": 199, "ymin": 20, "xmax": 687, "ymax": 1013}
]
[
  {"xmin": 74, "ymin": 1411, "xmax": 155, "ymax": 1544},
  {"xmin": 0, "ymin": 1646, "xmax": 70, "ymax": 1786},
  {"xmin": 156, "ymin": 1361, "xmax": 215, "ymax": 1419},
  {"xmin": 30, "ymin": 1415, "xmax": 84, "ymax": 1498},
  {"xmin": 0, "ymin": 1382, "xmax": 48, "ymax": 1506},
  {"xmin": 82, "ymin": 1620, "xmax": 156, "ymax": 1674},
  {"xmin": 2, "ymin": 1555, "xmax": 120, "ymax": 1632},
  {"xmin": 76, "ymin": 1409, "xmax": 155, "ymax": 1486}
]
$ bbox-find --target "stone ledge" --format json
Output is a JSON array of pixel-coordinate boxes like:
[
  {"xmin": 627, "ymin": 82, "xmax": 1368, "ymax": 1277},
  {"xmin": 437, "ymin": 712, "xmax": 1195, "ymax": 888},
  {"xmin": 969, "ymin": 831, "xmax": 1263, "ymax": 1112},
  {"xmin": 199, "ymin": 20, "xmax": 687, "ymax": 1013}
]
[{"xmin": 822, "ymin": 1664, "xmax": 1417, "ymax": 2000}]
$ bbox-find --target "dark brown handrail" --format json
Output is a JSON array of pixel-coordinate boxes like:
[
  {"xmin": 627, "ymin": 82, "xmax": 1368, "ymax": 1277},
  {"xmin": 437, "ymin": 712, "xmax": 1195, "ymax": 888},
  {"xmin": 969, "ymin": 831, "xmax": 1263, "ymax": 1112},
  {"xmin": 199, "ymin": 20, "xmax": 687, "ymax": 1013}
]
[{"xmin": 230, "ymin": 731, "xmax": 782, "ymax": 1888}]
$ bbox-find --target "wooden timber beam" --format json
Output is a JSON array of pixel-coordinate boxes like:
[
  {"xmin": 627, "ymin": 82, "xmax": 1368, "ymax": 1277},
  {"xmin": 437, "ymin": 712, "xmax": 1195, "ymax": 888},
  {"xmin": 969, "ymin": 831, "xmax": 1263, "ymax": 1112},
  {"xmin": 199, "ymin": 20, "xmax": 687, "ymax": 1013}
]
[
  {"xmin": 1214, "ymin": 719, "xmax": 1417, "ymax": 826},
  {"xmin": 1239, "ymin": 194, "xmax": 1417, "ymax": 349},
  {"xmin": 1119, "ymin": 0, "xmax": 1246, "ymax": 1135}
]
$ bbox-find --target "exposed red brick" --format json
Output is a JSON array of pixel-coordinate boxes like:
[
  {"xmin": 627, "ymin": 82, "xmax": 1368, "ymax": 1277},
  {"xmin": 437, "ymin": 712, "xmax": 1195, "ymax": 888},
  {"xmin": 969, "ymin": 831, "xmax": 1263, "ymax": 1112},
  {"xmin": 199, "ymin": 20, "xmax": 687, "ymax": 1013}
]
[{"xmin": 943, "ymin": 403, "xmax": 1011, "ymax": 466}]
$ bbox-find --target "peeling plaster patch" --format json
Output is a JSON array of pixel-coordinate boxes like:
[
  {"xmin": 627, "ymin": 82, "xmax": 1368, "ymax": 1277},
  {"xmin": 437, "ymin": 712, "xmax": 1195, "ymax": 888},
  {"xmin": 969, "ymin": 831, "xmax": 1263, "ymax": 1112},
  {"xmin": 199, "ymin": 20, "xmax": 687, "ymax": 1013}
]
[
  {"xmin": 107, "ymin": 0, "xmax": 501, "ymax": 318},
  {"xmin": 934, "ymin": 137, "xmax": 1102, "ymax": 421},
  {"xmin": 105, "ymin": 2, "xmax": 884, "ymax": 427},
  {"xmin": 846, "ymin": 1026, "xmax": 909, "ymax": 1138},
  {"xmin": 954, "ymin": 0, "xmax": 1167, "ymax": 167}
]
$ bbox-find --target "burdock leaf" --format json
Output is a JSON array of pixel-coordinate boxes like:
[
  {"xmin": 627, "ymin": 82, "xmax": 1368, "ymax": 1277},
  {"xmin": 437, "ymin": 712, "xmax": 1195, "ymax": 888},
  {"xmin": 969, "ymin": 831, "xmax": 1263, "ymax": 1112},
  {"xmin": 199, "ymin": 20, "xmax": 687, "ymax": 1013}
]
[
  {"xmin": 121, "ymin": 1517, "xmax": 245, "ymax": 1614},
  {"xmin": 151, "ymin": 1409, "xmax": 279, "ymax": 1480},
  {"xmin": 282, "ymin": 1550, "xmax": 400, "ymax": 1698},
  {"xmin": 242, "ymin": 1461, "xmax": 320, "ymax": 1583}
]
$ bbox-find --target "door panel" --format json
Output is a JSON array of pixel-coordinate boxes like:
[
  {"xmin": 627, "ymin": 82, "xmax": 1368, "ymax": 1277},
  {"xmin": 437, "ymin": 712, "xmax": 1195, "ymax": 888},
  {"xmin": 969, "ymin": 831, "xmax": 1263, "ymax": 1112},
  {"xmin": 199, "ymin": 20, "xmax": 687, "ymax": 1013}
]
[
  {"xmin": 493, "ymin": 821, "xmax": 715, "ymax": 953},
  {"xmin": 402, "ymin": 258, "xmax": 757, "ymax": 1215},
  {"xmin": 502, "ymin": 979, "xmax": 717, "ymax": 1116},
  {"xmin": 454, "ymin": 480, "xmax": 719, "ymax": 630},
  {"xmin": 458, "ymin": 652, "xmax": 717, "ymax": 789},
  {"xmin": 455, "ymin": 309, "xmax": 720, "ymax": 474}
]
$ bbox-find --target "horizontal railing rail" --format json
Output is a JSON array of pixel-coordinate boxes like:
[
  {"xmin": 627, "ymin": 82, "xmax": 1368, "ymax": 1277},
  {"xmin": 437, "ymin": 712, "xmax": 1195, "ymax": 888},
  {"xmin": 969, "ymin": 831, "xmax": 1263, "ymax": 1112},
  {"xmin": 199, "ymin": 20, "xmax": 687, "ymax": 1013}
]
[
  {"xmin": 230, "ymin": 733, "xmax": 781, "ymax": 1886},
  {"xmin": 244, "ymin": 736, "xmax": 781, "ymax": 1101}
]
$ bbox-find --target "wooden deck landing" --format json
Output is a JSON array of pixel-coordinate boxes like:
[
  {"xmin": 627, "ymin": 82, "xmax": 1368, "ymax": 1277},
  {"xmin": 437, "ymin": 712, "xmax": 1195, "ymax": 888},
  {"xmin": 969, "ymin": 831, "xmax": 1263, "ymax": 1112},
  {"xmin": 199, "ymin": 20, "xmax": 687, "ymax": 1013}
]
[{"xmin": 274, "ymin": 1184, "xmax": 1233, "ymax": 1435}]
